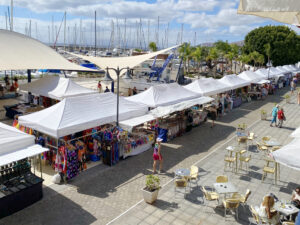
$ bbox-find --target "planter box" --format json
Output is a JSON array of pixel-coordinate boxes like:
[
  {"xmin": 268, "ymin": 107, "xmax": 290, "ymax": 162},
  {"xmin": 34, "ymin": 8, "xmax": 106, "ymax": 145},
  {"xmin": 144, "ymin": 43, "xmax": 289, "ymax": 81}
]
[
  {"xmin": 141, "ymin": 188, "xmax": 159, "ymax": 204},
  {"xmin": 261, "ymin": 113, "xmax": 267, "ymax": 120}
]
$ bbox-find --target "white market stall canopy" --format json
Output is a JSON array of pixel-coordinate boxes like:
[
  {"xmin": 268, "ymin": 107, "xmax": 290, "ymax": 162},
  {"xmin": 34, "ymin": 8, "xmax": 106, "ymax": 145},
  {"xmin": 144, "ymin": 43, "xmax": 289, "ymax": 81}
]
[
  {"xmin": 255, "ymin": 68, "xmax": 275, "ymax": 79},
  {"xmin": 219, "ymin": 74, "xmax": 251, "ymax": 89},
  {"xmin": 184, "ymin": 77, "xmax": 231, "ymax": 96},
  {"xmin": 254, "ymin": 79, "xmax": 271, "ymax": 85},
  {"xmin": 269, "ymin": 67, "xmax": 284, "ymax": 76},
  {"xmin": 18, "ymin": 93, "xmax": 148, "ymax": 138},
  {"xmin": 238, "ymin": 0, "xmax": 300, "ymax": 26},
  {"xmin": 276, "ymin": 66, "xmax": 293, "ymax": 75},
  {"xmin": 71, "ymin": 45, "xmax": 179, "ymax": 79},
  {"xmin": 126, "ymin": 83, "xmax": 200, "ymax": 108},
  {"xmin": 150, "ymin": 96, "xmax": 214, "ymax": 118},
  {"xmin": 272, "ymin": 138, "xmax": 300, "ymax": 171},
  {"xmin": 0, "ymin": 122, "xmax": 48, "ymax": 167},
  {"xmin": 19, "ymin": 75, "xmax": 96, "ymax": 100},
  {"xmin": 120, "ymin": 96, "xmax": 214, "ymax": 132},
  {"xmin": 237, "ymin": 71, "xmax": 265, "ymax": 83},
  {"xmin": 0, "ymin": 30, "xmax": 96, "ymax": 71}
]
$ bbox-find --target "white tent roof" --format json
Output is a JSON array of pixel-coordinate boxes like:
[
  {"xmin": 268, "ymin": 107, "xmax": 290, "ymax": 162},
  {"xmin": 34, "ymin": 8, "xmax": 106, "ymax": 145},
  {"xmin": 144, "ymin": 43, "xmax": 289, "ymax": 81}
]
[
  {"xmin": 18, "ymin": 93, "xmax": 148, "ymax": 138},
  {"xmin": 283, "ymin": 65, "xmax": 299, "ymax": 72},
  {"xmin": 237, "ymin": 71, "xmax": 265, "ymax": 83},
  {"xmin": 269, "ymin": 67, "xmax": 284, "ymax": 76},
  {"xmin": 126, "ymin": 83, "xmax": 200, "ymax": 108},
  {"xmin": 219, "ymin": 74, "xmax": 251, "ymax": 89},
  {"xmin": 19, "ymin": 75, "xmax": 96, "ymax": 100},
  {"xmin": 184, "ymin": 78, "xmax": 231, "ymax": 96},
  {"xmin": 272, "ymin": 138, "xmax": 300, "ymax": 171},
  {"xmin": 255, "ymin": 68, "xmax": 275, "ymax": 79},
  {"xmin": 0, "ymin": 30, "xmax": 96, "ymax": 71},
  {"xmin": 72, "ymin": 45, "xmax": 179, "ymax": 79},
  {"xmin": 254, "ymin": 79, "xmax": 271, "ymax": 85},
  {"xmin": 238, "ymin": 0, "xmax": 300, "ymax": 26},
  {"xmin": 120, "ymin": 96, "xmax": 213, "ymax": 131},
  {"xmin": 0, "ymin": 122, "xmax": 35, "ymax": 155},
  {"xmin": 276, "ymin": 66, "xmax": 292, "ymax": 75},
  {"xmin": 0, "ymin": 122, "xmax": 48, "ymax": 166}
]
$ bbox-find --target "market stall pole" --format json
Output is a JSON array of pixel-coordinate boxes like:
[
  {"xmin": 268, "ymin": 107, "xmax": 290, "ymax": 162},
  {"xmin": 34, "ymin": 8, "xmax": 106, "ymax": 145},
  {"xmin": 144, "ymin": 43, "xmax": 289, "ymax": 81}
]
[{"xmin": 105, "ymin": 67, "xmax": 131, "ymax": 126}]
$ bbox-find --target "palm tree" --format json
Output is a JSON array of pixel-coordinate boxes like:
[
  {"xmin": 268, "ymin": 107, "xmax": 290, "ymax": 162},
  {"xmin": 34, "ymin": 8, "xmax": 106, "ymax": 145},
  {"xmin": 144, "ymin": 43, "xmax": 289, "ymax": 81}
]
[
  {"xmin": 179, "ymin": 43, "xmax": 193, "ymax": 75},
  {"xmin": 238, "ymin": 54, "xmax": 251, "ymax": 72},
  {"xmin": 207, "ymin": 47, "xmax": 219, "ymax": 77},
  {"xmin": 230, "ymin": 44, "xmax": 240, "ymax": 73},
  {"xmin": 191, "ymin": 46, "xmax": 203, "ymax": 75},
  {"xmin": 225, "ymin": 52, "xmax": 234, "ymax": 73},
  {"xmin": 149, "ymin": 42, "xmax": 157, "ymax": 52},
  {"xmin": 257, "ymin": 54, "xmax": 265, "ymax": 68},
  {"xmin": 250, "ymin": 51, "xmax": 260, "ymax": 71}
]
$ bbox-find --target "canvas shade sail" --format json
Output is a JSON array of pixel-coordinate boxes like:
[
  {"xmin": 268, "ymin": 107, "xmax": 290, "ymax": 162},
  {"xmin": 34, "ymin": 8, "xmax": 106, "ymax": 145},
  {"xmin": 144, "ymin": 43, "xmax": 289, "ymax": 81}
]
[
  {"xmin": 184, "ymin": 78, "xmax": 231, "ymax": 96},
  {"xmin": 126, "ymin": 83, "xmax": 200, "ymax": 108},
  {"xmin": 238, "ymin": 0, "xmax": 300, "ymax": 26},
  {"xmin": 19, "ymin": 75, "xmax": 96, "ymax": 100},
  {"xmin": 120, "ymin": 96, "xmax": 214, "ymax": 131},
  {"xmin": 237, "ymin": 71, "xmax": 265, "ymax": 83},
  {"xmin": 0, "ymin": 122, "xmax": 48, "ymax": 167},
  {"xmin": 272, "ymin": 138, "xmax": 300, "ymax": 171},
  {"xmin": 0, "ymin": 30, "xmax": 96, "ymax": 71},
  {"xmin": 71, "ymin": 45, "xmax": 179, "ymax": 79},
  {"xmin": 219, "ymin": 74, "xmax": 251, "ymax": 89},
  {"xmin": 18, "ymin": 93, "xmax": 148, "ymax": 138}
]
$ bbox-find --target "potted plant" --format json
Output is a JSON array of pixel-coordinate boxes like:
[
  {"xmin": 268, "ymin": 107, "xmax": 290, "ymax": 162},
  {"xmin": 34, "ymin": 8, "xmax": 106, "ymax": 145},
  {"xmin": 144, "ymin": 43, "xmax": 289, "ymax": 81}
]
[
  {"xmin": 142, "ymin": 174, "xmax": 161, "ymax": 204},
  {"xmin": 284, "ymin": 94, "xmax": 290, "ymax": 103},
  {"xmin": 261, "ymin": 109, "xmax": 267, "ymax": 120}
]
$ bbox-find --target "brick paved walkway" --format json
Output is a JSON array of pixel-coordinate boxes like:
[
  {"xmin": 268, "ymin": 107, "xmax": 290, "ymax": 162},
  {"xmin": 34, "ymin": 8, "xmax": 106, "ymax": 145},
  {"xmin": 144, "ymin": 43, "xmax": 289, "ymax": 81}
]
[{"xmin": 0, "ymin": 86, "xmax": 298, "ymax": 225}]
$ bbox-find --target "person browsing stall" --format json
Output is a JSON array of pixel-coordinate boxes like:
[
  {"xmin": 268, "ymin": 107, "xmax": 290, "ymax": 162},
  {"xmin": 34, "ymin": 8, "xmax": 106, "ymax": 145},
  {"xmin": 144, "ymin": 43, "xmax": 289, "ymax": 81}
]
[
  {"xmin": 153, "ymin": 138, "xmax": 163, "ymax": 174},
  {"xmin": 270, "ymin": 104, "xmax": 279, "ymax": 127}
]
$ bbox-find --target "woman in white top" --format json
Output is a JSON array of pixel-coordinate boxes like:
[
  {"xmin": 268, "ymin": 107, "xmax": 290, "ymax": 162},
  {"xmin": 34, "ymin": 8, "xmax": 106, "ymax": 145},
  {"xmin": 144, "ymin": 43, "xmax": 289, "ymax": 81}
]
[
  {"xmin": 258, "ymin": 196, "xmax": 281, "ymax": 225},
  {"xmin": 292, "ymin": 187, "xmax": 300, "ymax": 208}
]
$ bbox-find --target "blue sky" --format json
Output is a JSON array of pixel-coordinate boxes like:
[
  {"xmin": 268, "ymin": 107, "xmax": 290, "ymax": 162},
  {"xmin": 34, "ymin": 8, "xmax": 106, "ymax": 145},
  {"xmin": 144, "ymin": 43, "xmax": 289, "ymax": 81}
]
[{"xmin": 0, "ymin": 0, "xmax": 297, "ymax": 48}]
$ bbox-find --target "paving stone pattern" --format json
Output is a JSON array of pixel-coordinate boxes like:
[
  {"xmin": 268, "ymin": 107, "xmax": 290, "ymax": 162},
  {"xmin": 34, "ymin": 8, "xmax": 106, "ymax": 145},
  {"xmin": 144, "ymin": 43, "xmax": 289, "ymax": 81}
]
[{"xmin": 0, "ymin": 87, "xmax": 299, "ymax": 225}]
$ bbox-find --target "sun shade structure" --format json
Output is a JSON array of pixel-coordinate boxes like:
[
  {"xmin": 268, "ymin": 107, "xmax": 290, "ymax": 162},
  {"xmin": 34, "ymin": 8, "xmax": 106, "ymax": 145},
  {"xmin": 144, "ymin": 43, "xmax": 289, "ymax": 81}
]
[
  {"xmin": 71, "ymin": 45, "xmax": 179, "ymax": 79},
  {"xmin": 238, "ymin": 0, "xmax": 300, "ymax": 26},
  {"xmin": 290, "ymin": 127, "xmax": 300, "ymax": 138},
  {"xmin": 19, "ymin": 75, "xmax": 96, "ymax": 100},
  {"xmin": 237, "ymin": 71, "xmax": 265, "ymax": 83},
  {"xmin": 126, "ymin": 83, "xmax": 200, "ymax": 108},
  {"xmin": 219, "ymin": 74, "xmax": 251, "ymax": 89},
  {"xmin": 272, "ymin": 138, "xmax": 300, "ymax": 171},
  {"xmin": 18, "ymin": 93, "xmax": 148, "ymax": 138},
  {"xmin": 120, "ymin": 96, "xmax": 214, "ymax": 132},
  {"xmin": 0, "ymin": 122, "xmax": 48, "ymax": 167},
  {"xmin": 184, "ymin": 77, "xmax": 231, "ymax": 96},
  {"xmin": 0, "ymin": 30, "xmax": 96, "ymax": 71},
  {"xmin": 276, "ymin": 66, "xmax": 293, "ymax": 75}
]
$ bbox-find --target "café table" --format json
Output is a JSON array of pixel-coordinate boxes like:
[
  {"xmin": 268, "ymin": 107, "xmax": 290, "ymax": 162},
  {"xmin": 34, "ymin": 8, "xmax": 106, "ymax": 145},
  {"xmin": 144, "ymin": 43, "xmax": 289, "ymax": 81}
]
[
  {"xmin": 175, "ymin": 168, "xmax": 190, "ymax": 177},
  {"xmin": 226, "ymin": 146, "xmax": 243, "ymax": 173},
  {"xmin": 274, "ymin": 201, "xmax": 299, "ymax": 217}
]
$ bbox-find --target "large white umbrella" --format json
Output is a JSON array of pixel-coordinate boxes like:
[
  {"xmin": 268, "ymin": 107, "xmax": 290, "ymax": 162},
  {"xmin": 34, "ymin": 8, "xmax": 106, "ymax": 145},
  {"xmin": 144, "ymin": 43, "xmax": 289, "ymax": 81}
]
[
  {"xmin": 272, "ymin": 138, "xmax": 300, "ymax": 171},
  {"xmin": 238, "ymin": 0, "xmax": 300, "ymax": 26}
]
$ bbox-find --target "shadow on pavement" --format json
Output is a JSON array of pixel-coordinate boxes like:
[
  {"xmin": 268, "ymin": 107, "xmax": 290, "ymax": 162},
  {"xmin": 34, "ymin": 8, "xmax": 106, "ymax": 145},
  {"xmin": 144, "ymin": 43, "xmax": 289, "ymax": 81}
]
[{"xmin": 0, "ymin": 187, "xmax": 97, "ymax": 225}]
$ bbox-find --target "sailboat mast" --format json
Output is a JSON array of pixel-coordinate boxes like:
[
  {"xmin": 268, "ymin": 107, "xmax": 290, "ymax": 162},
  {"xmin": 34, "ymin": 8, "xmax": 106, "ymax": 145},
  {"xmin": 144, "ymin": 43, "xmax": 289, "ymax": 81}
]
[
  {"xmin": 10, "ymin": 0, "xmax": 13, "ymax": 31},
  {"xmin": 64, "ymin": 11, "xmax": 66, "ymax": 52},
  {"xmin": 94, "ymin": 11, "xmax": 97, "ymax": 56}
]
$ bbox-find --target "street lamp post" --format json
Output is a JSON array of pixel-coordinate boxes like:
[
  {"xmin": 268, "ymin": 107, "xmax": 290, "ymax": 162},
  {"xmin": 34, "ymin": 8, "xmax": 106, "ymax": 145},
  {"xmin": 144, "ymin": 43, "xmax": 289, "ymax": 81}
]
[
  {"xmin": 267, "ymin": 60, "xmax": 272, "ymax": 80},
  {"xmin": 104, "ymin": 66, "xmax": 130, "ymax": 127}
]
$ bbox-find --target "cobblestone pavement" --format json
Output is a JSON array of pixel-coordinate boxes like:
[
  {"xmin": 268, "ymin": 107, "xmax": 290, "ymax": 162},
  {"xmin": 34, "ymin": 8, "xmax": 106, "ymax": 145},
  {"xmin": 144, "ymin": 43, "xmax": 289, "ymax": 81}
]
[{"xmin": 0, "ymin": 86, "xmax": 298, "ymax": 225}]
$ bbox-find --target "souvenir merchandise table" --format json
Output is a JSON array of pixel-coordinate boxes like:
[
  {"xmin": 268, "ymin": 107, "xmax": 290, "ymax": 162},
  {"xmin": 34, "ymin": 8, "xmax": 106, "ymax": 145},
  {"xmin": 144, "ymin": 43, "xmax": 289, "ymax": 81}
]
[
  {"xmin": 158, "ymin": 113, "xmax": 187, "ymax": 140},
  {"xmin": 4, "ymin": 103, "xmax": 44, "ymax": 119},
  {"xmin": 191, "ymin": 109, "xmax": 207, "ymax": 126},
  {"xmin": 0, "ymin": 160, "xmax": 43, "ymax": 219},
  {"xmin": 121, "ymin": 129, "xmax": 155, "ymax": 159}
]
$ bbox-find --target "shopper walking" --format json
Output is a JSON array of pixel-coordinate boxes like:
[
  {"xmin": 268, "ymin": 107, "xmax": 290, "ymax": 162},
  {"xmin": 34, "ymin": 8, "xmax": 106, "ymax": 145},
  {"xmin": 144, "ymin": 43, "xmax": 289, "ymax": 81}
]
[
  {"xmin": 210, "ymin": 105, "xmax": 217, "ymax": 128},
  {"xmin": 291, "ymin": 80, "xmax": 296, "ymax": 95},
  {"xmin": 297, "ymin": 90, "xmax": 300, "ymax": 105},
  {"xmin": 153, "ymin": 138, "xmax": 163, "ymax": 174},
  {"xmin": 277, "ymin": 107, "xmax": 285, "ymax": 128},
  {"xmin": 270, "ymin": 104, "xmax": 279, "ymax": 127},
  {"xmin": 97, "ymin": 81, "xmax": 102, "ymax": 93}
]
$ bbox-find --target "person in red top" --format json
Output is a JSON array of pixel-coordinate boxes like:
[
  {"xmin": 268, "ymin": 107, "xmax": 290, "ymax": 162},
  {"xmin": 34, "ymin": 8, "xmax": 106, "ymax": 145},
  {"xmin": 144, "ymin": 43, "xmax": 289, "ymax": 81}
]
[{"xmin": 277, "ymin": 107, "xmax": 285, "ymax": 128}]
